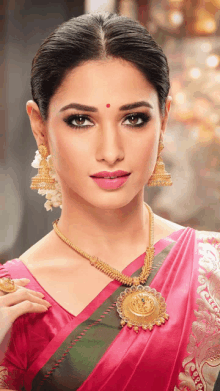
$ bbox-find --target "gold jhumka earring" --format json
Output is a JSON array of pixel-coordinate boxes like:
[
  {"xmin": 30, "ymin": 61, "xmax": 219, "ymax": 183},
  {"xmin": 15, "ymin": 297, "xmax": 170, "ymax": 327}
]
[
  {"xmin": 30, "ymin": 144, "xmax": 56, "ymax": 191},
  {"xmin": 147, "ymin": 139, "xmax": 172, "ymax": 187}
]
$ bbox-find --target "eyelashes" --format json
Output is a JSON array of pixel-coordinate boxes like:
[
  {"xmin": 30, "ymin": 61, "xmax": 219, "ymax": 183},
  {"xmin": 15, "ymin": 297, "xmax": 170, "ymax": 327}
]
[{"xmin": 63, "ymin": 112, "xmax": 151, "ymax": 130}]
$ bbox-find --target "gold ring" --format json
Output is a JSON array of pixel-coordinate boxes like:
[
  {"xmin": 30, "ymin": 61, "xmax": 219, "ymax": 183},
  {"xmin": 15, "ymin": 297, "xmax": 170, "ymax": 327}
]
[{"xmin": 0, "ymin": 277, "xmax": 17, "ymax": 293}]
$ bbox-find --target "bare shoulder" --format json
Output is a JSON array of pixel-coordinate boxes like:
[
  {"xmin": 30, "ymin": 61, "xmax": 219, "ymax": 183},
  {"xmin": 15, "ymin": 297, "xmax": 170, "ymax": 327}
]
[
  {"xmin": 18, "ymin": 227, "xmax": 85, "ymax": 273},
  {"xmin": 154, "ymin": 213, "xmax": 185, "ymax": 230},
  {"xmin": 18, "ymin": 229, "xmax": 65, "ymax": 268},
  {"xmin": 153, "ymin": 213, "xmax": 185, "ymax": 243}
]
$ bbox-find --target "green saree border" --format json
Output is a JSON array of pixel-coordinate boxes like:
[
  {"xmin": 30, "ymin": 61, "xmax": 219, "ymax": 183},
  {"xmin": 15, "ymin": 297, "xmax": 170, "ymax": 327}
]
[{"xmin": 32, "ymin": 242, "xmax": 176, "ymax": 391}]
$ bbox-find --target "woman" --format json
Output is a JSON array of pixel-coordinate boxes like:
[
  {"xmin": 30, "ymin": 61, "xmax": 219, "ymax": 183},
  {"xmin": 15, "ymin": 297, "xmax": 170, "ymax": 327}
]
[{"xmin": 1, "ymin": 10, "xmax": 220, "ymax": 391}]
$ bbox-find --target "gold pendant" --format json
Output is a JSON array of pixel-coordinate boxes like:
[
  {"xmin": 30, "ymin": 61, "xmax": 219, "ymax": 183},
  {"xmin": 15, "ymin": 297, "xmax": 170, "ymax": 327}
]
[
  {"xmin": 116, "ymin": 285, "xmax": 169, "ymax": 333},
  {"xmin": 0, "ymin": 277, "xmax": 16, "ymax": 293}
]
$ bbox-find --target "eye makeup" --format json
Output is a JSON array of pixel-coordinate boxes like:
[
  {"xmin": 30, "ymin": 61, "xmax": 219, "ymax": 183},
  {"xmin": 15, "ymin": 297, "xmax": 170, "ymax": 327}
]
[{"xmin": 63, "ymin": 112, "xmax": 151, "ymax": 130}]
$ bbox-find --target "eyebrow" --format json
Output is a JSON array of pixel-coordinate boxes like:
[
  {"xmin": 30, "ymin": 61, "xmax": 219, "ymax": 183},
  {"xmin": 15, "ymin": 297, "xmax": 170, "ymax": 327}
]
[{"xmin": 59, "ymin": 100, "xmax": 153, "ymax": 113}]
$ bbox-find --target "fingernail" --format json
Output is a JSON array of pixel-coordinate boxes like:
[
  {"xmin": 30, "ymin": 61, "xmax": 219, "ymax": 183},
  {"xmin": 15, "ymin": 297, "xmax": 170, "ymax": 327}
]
[{"xmin": 37, "ymin": 292, "xmax": 45, "ymax": 297}]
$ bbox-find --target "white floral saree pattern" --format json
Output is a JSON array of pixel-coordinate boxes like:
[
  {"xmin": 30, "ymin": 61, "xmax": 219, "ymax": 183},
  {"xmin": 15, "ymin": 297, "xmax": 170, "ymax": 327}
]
[{"xmin": 175, "ymin": 232, "xmax": 220, "ymax": 391}]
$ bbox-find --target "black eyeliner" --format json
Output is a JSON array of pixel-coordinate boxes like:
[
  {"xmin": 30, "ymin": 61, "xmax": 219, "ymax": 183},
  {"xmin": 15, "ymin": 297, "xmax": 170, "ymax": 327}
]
[{"xmin": 63, "ymin": 112, "xmax": 151, "ymax": 129}]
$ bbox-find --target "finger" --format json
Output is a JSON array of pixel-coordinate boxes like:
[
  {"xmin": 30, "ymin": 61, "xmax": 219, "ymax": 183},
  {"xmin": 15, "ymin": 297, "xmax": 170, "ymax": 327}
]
[
  {"xmin": 8, "ymin": 300, "xmax": 49, "ymax": 323},
  {"xmin": 0, "ymin": 288, "xmax": 45, "ymax": 299},
  {"xmin": 12, "ymin": 278, "xmax": 30, "ymax": 286},
  {"xmin": 1, "ymin": 289, "xmax": 51, "ymax": 309},
  {"xmin": 12, "ymin": 281, "xmax": 45, "ymax": 298},
  {"xmin": 15, "ymin": 284, "xmax": 45, "ymax": 297},
  {"xmin": 0, "ymin": 278, "xmax": 45, "ymax": 298},
  {"xmin": 0, "ymin": 285, "xmax": 45, "ymax": 299}
]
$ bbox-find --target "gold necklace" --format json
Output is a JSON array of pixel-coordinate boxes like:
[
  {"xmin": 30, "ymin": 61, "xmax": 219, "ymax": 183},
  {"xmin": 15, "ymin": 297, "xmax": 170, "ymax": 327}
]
[{"xmin": 52, "ymin": 202, "xmax": 169, "ymax": 333}]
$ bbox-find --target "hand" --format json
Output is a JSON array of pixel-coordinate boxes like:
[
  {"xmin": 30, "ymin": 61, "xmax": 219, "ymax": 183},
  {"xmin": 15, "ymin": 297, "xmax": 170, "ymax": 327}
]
[{"xmin": 0, "ymin": 277, "xmax": 51, "ymax": 356}]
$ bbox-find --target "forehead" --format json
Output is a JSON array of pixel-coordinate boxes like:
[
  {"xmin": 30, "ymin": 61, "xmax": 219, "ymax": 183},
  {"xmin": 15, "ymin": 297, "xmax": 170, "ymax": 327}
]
[{"xmin": 50, "ymin": 58, "xmax": 158, "ymax": 111}]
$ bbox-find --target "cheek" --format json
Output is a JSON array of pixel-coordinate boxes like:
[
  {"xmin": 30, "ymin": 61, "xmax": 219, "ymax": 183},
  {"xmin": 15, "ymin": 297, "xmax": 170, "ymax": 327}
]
[
  {"xmin": 54, "ymin": 138, "xmax": 88, "ymax": 176},
  {"xmin": 135, "ymin": 136, "xmax": 158, "ymax": 174},
  {"xmin": 48, "ymin": 133, "xmax": 71, "ymax": 175},
  {"xmin": 136, "ymin": 151, "xmax": 155, "ymax": 179},
  {"xmin": 47, "ymin": 122, "xmax": 90, "ymax": 180}
]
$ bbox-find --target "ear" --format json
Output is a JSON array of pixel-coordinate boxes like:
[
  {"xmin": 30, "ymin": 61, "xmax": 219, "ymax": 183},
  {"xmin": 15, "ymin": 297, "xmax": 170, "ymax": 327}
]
[
  {"xmin": 26, "ymin": 100, "xmax": 50, "ymax": 153},
  {"xmin": 160, "ymin": 95, "xmax": 172, "ymax": 139}
]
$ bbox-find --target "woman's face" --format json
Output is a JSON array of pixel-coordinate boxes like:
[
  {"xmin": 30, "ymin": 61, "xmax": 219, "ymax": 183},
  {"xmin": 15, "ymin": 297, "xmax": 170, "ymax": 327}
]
[{"xmin": 29, "ymin": 58, "xmax": 172, "ymax": 210}]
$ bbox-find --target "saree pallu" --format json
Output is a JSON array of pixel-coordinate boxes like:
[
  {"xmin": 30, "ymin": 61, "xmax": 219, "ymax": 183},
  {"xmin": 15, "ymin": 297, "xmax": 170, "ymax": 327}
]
[{"xmin": 1, "ymin": 227, "xmax": 220, "ymax": 390}]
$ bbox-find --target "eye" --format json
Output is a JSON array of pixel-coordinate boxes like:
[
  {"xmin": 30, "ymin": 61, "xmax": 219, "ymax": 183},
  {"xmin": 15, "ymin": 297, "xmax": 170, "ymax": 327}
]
[
  {"xmin": 123, "ymin": 113, "xmax": 151, "ymax": 128},
  {"xmin": 63, "ymin": 114, "xmax": 93, "ymax": 129},
  {"xmin": 63, "ymin": 112, "xmax": 151, "ymax": 130}
]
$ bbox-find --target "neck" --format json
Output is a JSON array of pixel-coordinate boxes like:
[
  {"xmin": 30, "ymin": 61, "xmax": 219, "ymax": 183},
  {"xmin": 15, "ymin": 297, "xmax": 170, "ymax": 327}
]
[{"xmin": 53, "ymin": 193, "xmax": 150, "ymax": 260}]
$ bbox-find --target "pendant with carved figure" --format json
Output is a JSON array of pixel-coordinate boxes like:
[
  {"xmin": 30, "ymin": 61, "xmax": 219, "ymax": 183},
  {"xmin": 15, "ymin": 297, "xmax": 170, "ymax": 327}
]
[
  {"xmin": 0, "ymin": 277, "xmax": 16, "ymax": 293},
  {"xmin": 116, "ymin": 285, "xmax": 169, "ymax": 333}
]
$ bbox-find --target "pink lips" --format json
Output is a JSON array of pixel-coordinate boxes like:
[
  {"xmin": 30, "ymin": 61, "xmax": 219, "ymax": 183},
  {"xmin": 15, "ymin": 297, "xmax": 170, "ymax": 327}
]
[
  {"xmin": 90, "ymin": 170, "xmax": 130, "ymax": 178},
  {"xmin": 91, "ymin": 174, "xmax": 130, "ymax": 189}
]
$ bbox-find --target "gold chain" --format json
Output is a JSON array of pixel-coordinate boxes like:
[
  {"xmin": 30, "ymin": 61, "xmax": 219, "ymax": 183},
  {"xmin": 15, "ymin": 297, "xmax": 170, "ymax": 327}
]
[{"xmin": 52, "ymin": 202, "xmax": 155, "ymax": 287}]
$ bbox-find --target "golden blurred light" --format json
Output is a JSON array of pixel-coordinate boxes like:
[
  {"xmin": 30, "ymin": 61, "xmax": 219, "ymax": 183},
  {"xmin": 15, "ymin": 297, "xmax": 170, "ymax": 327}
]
[
  {"xmin": 174, "ymin": 92, "xmax": 186, "ymax": 104},
  {"xmin": 194, "ymin": 10, "xmax": 217, "ymax": 34},
  {"xmin": 151, "ymin": 5, "xmax": 167, "ymax": 27},
  {"xmin": 210, "ymin": 156, "xmax": 218, "ymax": 168},
  {"xmin": 212, "ymin": 90, "xmax": 220, "ymax": 103},
  {"xmin": 193, "ymin": 98, "xmax": 211, "ymax": 118},
  {"xmin": 210, "ymin": 0, "xmax": 220, "ymax": 7},
  {"xmin": 191, "ymin": 127, "xmax": 199, "ymax": 140},
  {"xmin": 200, "ymin": 42, "xmax": 212, "ymax": 52},
  {"xmin": 171, "ymin": 79, "xmax": 182, "ymax": 94},
  {"xmin": 199, "ymin": 123, "xmax": 215, "ymax": 141},
  {"xmin": 215, "ymin": 127, "xmax": 220, "ymax": 137},
  {"xmin": 148, "ymin": 21, "xmax": 158, "ymax": 34},
  {"xmin": 189, "ymin": 67, "xmax": 202, "ymax": 79},
  {"xmin": 168, "ymin": 10, "xmax": 184, "ymax": 26},
  {"xmin": 119, "ymin": 0, "xmax": 138, "ymax": 19},
  {"xmin": 206, "ymin": 54, "xmax": 220, "ymax": 68},
  {"xmin": 175, "ymin": 108, "xmax": 194, "ymax": 121},
  {"xmin": 168, "ymin": 0, "xmax": 184, "ymax": 3},
  {"xmin": 154, "ymin": 10, "xmax": 166, "ymax": 25},
  {"xmin": 209, "ymin": 113, "xmax": 220, "ymax": 124}
]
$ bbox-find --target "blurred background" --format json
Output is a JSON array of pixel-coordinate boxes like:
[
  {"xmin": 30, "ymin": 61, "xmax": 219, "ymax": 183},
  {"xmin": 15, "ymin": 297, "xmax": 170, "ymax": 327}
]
[{"xmin": 1, "ymin": 0, "xmax": 220, "ymax": 263}]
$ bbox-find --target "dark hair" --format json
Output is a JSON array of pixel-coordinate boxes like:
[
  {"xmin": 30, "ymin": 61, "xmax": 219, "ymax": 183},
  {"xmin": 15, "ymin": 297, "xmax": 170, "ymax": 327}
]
[{"xmin": 31, "ymin": 11, "xmax": 170, "ymax": 122}]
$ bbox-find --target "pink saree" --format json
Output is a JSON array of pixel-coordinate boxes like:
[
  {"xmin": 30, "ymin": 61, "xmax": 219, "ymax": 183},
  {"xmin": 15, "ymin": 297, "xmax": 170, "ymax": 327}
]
[{"xmin": 0, "ymin": 227, "xmax": 220, "ymax": 391}]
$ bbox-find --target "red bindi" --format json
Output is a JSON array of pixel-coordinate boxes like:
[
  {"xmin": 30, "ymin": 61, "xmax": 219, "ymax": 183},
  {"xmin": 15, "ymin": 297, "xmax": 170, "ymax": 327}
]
[{"xmin": 106, "ymin": 104, "xmax": 110, "ymax": 108}]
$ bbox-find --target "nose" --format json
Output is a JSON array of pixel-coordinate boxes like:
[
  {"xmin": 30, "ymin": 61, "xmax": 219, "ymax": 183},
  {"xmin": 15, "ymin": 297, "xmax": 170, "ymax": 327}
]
[{"xmin": 96, "ymin": 124, "xmax": 124, "ymax": 165}]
